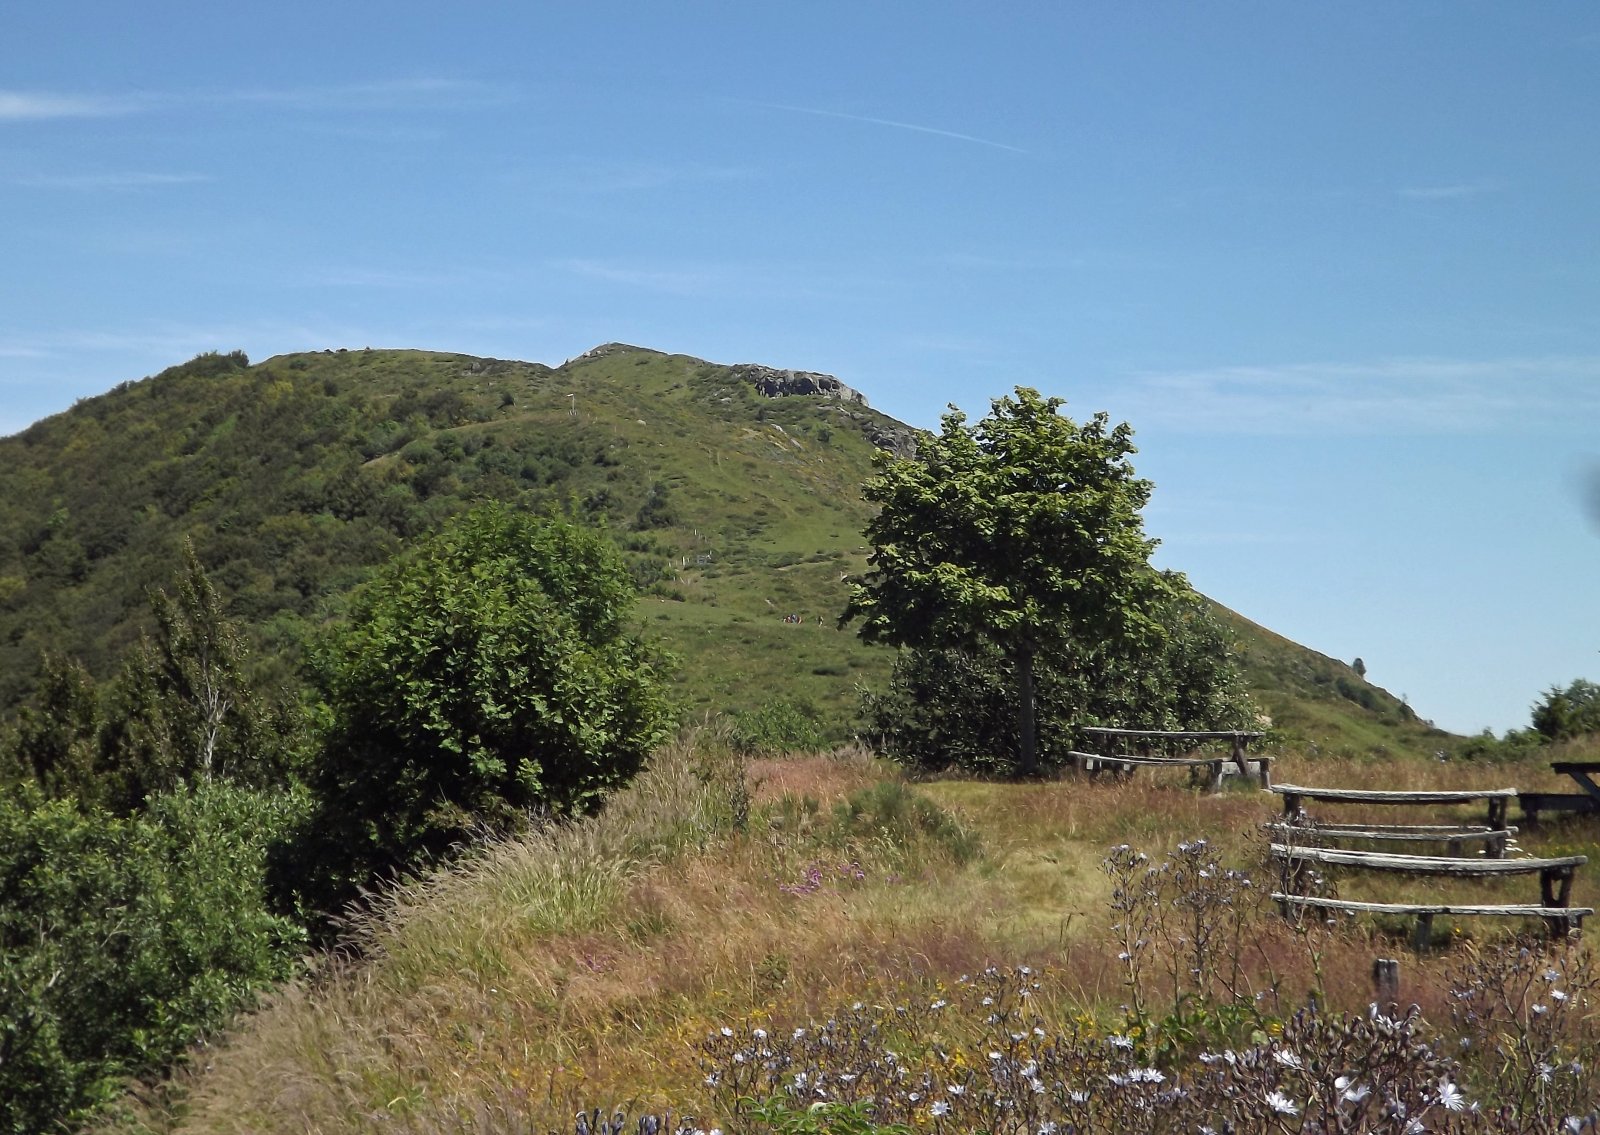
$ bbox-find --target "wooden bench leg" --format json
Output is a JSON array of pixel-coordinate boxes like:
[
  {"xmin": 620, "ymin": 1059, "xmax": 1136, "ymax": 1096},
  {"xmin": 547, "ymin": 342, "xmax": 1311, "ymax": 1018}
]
[
  {"xmin": 1542, "ymin": 867, "xmax": 1576, "ymax": 909},
  {"xmin": 1256, "ymin": 756, "xmax": 1272, "ymax": 790},
  {"xmin": 1207, "ymin": 760, "xmax": 1224, "ymax": 793},
  {"xmin": 1412, "ymin": 912, "xmax": 1435, "ymax": 954}
]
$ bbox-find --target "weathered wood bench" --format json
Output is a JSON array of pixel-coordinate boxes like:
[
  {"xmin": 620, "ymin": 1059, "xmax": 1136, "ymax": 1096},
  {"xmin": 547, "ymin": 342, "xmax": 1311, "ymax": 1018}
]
[
  {"xmin": 1265, "ymin": 821, "xmax": 1517, "ymax": 858},
  {"xmin": 1270, "ymin": 843, "xmax": 1589, "ymax": 950},
  {"xmin": 1272, "ymin": 784, "xmax": 1516, "ymax": 857},
  {"xmin": 1519, "ymin": 762, "xmax": 1600, "ymax": 824},
  {"xmin": 1074, "ymin": 727, "xmax": 1271, "ymax": 790}
]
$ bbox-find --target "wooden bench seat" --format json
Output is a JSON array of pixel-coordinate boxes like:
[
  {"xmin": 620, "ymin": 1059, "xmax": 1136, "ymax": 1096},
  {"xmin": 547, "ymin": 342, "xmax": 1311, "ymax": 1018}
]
[
  {"xmin": 1271, "ymin": 892, "xmax": 1593, "ymax": 950},
  {"xmin": 1267, "ymin": 821, "xmax": 1516, "ymax": 857},
  {"xmin": 1271, "ymin": 784, "xmax": 1516, "ymax": 854},
  {"xmin": 1519, "ymin": 791, "xmax": 1600, "ymax": 824},
  {"xmin": 1066, "ymin": 749, "xmax": 1242, "ymax": 791}
]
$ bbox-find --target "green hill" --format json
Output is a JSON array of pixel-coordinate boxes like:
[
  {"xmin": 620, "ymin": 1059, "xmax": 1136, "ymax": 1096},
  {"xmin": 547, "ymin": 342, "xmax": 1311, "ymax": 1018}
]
[{"xmin": 0, "ymin": 344, "xmax": 1445, "ymax": 756}]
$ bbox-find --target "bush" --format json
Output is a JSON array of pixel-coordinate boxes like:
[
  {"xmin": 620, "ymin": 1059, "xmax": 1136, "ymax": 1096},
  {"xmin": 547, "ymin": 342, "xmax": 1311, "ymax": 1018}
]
[
  {"xmin": 280, "ymin": 504, "xmax": 674, "ymax": 931},
  {"xmin": 730, "ymin": 701, "xmax": 824, "ymax": 756},
  {"xmin": 0, "ymin": 783, "xmax": 304, "ymax": 1132}
]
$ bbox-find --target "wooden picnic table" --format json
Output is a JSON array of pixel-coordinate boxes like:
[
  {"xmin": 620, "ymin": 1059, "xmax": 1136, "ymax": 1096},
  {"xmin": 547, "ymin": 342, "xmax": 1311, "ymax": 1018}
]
[
  {"xmin": 1076, "ymin": 727, "xmax": 1271, "ymax": 790},
  {"xmin": 1520, "ymin": 762, "xmax": 1600, "ymax": 824}
]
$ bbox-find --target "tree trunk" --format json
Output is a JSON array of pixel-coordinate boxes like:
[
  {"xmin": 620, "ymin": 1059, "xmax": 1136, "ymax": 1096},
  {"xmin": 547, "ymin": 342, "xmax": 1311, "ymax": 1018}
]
[{"xmin": 1016, "ymin": 647, "xmax": 1038, "ymax": 777}]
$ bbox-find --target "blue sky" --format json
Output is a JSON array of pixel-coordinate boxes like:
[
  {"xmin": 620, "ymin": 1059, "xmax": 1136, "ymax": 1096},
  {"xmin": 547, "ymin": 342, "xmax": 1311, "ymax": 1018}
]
[{"xmin": 3, "ymin": 3, "xmax": 1597, "ymax": 735}]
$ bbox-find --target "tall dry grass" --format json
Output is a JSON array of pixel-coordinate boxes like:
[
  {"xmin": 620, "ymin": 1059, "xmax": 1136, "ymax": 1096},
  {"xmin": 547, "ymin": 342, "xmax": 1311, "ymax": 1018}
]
[{"xmin": 98, "ymin": 741, "xmax": 1600, "ymax": 1134}]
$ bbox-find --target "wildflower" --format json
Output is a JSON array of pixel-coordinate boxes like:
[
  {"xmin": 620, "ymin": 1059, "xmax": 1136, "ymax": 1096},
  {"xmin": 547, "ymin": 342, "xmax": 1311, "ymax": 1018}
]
[
  {"xmin": 1544, "ymin": 968, "xmax": 1561, "ymax": 982},
  {"xmin": 982, "ymin": 996, "xmax": 995, "ymax": 1006},
  {"xmin": 852, "ymin": 1001, "xmax": 864, "ymax": 1011},
  {"xmin": 1117, "ymin": 951, "xmax": 1133, "ymax": 961},
  {"xmin": 931, "ymin": 999, "xmax": 948, "ymax": 1010},
  {"xmin": 793, "ymin": 1028, "xmax": 806, "ymax": 1040},
  {"xmin": 989, "ymin": 1051, "xmax": 1003, "ymax": 1062},
  {"xmin": 930, "ymin": 1102, "xmax": 950, "ymax": 1118},
  {"xmin": 1109, "ymin": 1034, "xmax": 1135, "ymax": 1051},
  {"xmin": 1438, "ymin": 1081, "xmax": 1466, "ymax": 1112},
  {"xmin": 1039, "ymin": 1124, "xmax": 1059, "ymax": 1135},
  {"xmin": 1552, "ymin": 989, "xmax": 1569, "ymax": 1003},
  {"xmin": 1272, "ymin": 1049, "xmax": 1304, "ymax": 1070},
  {"xmin": 752, "ymin": 1028, "xmax": 767, "ymax": 1040},
  {"xmin": 1336, "ymin": 1076, "xmax": 1370, "ymax": 1104},
  {"xmin": 1538, "ymin": 1062, "xmax": 1555, "ymax": 1083},
  {"xmin": 947, "ymin": 1084, "xmax": 966, "ymax": 1096},
  {"xmin": 704, "ymin": 1072, "xmax": 721, "ymax": 1087},
  {"xmin": 719, "ymin": 1026, "xmax": 733, "ymax": 1037},
  {"xmin": 1265, "ymin": 1091, "xmax": 1299, "ymax": 1116},
  {"xmin": 1533, "ymin": 1004, "xmax": 1549, "ymax": 1016}
]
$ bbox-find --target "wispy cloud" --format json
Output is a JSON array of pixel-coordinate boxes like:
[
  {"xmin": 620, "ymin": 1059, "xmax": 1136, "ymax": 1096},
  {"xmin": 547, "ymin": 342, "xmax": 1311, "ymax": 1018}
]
[
  {"xmin": 1110, "ymin": 355, "xmax": 1600, "ymax": 436},
  {"xmin": 0, "ymin": 78, "xmax": 507, "ymax": 125},
  {"xmin": 1398, "ymin": 180, "xmax": 1501, "ymax": 201},
  {"xmin": 304, "ymin": 266, "xmax": 476, "ymax": 289},
  {"xmin": 9, "ymin": 171, "xmax": 212, "ymax": 190},
  {"xmin": 219, "ymin": 78, "xmax": 512, "ymax": 113},
  {"xmin": 558, "ymin": 258, "xmax": 723, "ymax": 295},
  {"xmin": 0, "ymin": 90, "xmax": 152, "ymax": 121},
  {"xmin": 748, "ymin": 100, "xmax": 1027, "ymax": 154}
]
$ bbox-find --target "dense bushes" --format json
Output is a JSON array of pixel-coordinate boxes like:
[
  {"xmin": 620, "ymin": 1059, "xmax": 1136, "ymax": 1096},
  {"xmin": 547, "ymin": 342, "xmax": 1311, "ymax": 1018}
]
[{"xmin": 0, "ymin": 783, "xmax": 304, "ymax": 1133}]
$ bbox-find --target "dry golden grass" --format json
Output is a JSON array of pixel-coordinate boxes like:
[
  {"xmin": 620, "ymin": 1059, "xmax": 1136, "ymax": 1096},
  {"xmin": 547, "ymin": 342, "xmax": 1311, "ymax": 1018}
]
[{"xmin": 99, "ymin": 741, "xmax": 1600, "ymax": 1135}]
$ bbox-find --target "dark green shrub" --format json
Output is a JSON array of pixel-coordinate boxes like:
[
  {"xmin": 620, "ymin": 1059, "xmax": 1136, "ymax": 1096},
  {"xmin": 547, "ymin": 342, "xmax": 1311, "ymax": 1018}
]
[
  {"xmin": 0, "ymin": 783, "xmax": 304, "ymax": 1132},
  {"xmin": 280, "ymin": 505, "xmax": 674, "ymax": 932}
]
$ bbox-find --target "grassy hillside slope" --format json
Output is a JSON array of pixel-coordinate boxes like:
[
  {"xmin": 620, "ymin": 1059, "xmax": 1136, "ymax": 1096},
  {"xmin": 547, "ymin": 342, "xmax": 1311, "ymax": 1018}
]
[{"xmin": 0, "ymin": 344, "xmax": 1443, "ymax": 755}]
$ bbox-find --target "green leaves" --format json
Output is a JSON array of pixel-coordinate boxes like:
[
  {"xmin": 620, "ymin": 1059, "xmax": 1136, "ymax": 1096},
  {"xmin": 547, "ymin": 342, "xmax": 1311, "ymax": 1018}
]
[
  {"xmin": 284, "ymin": 504, "xmax": 674, "ymax": 930},
  {"xmin": 847, "ymin": 387, "xmax": 1246, "ymax": 774}
]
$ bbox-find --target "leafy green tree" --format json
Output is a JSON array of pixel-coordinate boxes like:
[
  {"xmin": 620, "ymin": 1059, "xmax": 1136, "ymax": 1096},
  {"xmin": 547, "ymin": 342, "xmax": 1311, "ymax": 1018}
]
[
  {"xmin": 283, "ymin": 504, "xmax": 674, "ymax": 926},
  {"xmin": 8, "ymin": 653, "xmax": 101, "ymax": 803},
  {"xmin": 861, "ymin": 586, "xmax": 1254, "ymax": 774},
  {"xmin": 844, "ymin": 388, "xmax": 1171, "ymax": 775},
  {"xmin": 1531, "ymin": 678, "xmax": 1600, "ymax": 742},
  {"xmin": 96, "ymin": 542, "xmax": 283, "ymax": 809}
]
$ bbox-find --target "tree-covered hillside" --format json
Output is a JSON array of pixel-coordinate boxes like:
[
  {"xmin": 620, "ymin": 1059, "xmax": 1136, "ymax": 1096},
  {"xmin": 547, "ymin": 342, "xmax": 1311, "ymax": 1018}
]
[{"xmin": 0, "ymin": 344, "xmax": 1444, "ymax": 755}]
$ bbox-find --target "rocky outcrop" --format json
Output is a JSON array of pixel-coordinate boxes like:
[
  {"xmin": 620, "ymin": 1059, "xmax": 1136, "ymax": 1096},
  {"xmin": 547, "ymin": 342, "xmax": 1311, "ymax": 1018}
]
[{"xmin": 728, "ymin": 364, "xmax": 868, "ymax": 406}]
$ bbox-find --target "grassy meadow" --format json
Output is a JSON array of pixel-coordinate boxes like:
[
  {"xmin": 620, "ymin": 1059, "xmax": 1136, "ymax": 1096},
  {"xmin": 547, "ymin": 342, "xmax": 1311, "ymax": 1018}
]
[{"xmin": 99, "ymin": 733, "xmax": 1600, "ymax": 1134}]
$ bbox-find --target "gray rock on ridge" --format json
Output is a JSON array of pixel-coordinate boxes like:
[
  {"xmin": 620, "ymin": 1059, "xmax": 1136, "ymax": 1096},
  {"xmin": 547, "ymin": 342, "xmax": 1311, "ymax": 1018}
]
[{"xmin": 727, "ymin": 364, "xmax": 869, "ymax": 407}]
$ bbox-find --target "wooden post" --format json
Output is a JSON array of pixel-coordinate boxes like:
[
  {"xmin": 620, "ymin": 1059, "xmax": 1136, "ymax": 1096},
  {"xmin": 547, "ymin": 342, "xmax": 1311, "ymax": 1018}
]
[
  {"xmin": 1411, "ymin": 912, "xmax": 1435, "ymax": 954},
  {"xmin": 1372, "ymin": 957, "xmax": 1400, "ymax": 1003},
  {"xmin": 1207, "ymin": 759, "xmax": 1224, "ymax": 793}
]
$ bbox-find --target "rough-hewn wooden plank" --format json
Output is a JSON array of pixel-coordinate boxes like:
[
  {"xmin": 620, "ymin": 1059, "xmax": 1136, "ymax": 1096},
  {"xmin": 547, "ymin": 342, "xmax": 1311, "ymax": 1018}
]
[
  {"xmin": 1274, "ymin": 822, "xmax": 1512, "ymax": 835},
  {"xmin": 1271, "ymin": 894, "xmax": 1593, "ymax": 919},
  {"xmin": 1068, "ymin": 750, "xmax": 1227, "ymax": 768},
  {"xmin": 1269, "ymin": 844, "xmax": 1584, "ymax": 876},
  {"xmin": 1267, "ymin": 823, "xmax": 1514, "ymax": 844},
  {"xmin": 1272, "ymin": 784, "xmax": 1517, "ymax": 804},
  {"xmin": 1552, "ymin": 762, "xmax": 1600, "ymax": 774},
  {"xmin": 1081, "ymin": 727, "xmax": 1264, "ymax": 740}
]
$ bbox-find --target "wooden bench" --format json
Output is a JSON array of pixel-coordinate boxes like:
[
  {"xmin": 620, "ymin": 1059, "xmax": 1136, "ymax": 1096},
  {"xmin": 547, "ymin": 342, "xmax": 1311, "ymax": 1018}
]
[
  {"xmin": 1519, "ymin": 762, "xmax": 1600, "ymax": 824},
  {"xmin": 1265, "ymin": 821, "xmax": 1517, "ymax": 858},
  {"xmin": 1074, "ymin": 727, "xmax": 1271, "ymax": 790},
  {"xmin": 1272, "ymin": 784, "xmax": 1516, "ymax": 858},
  {"xmin": 1270, "ymin": 843, "xmax": 1589, "ymax": 950}
]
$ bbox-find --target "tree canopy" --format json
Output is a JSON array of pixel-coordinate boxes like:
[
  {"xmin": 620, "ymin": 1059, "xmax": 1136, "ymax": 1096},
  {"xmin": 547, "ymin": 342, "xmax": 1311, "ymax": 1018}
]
[{"xmin": 845, "ymin": 387, "xmax": 1198, "ymax": 774}]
